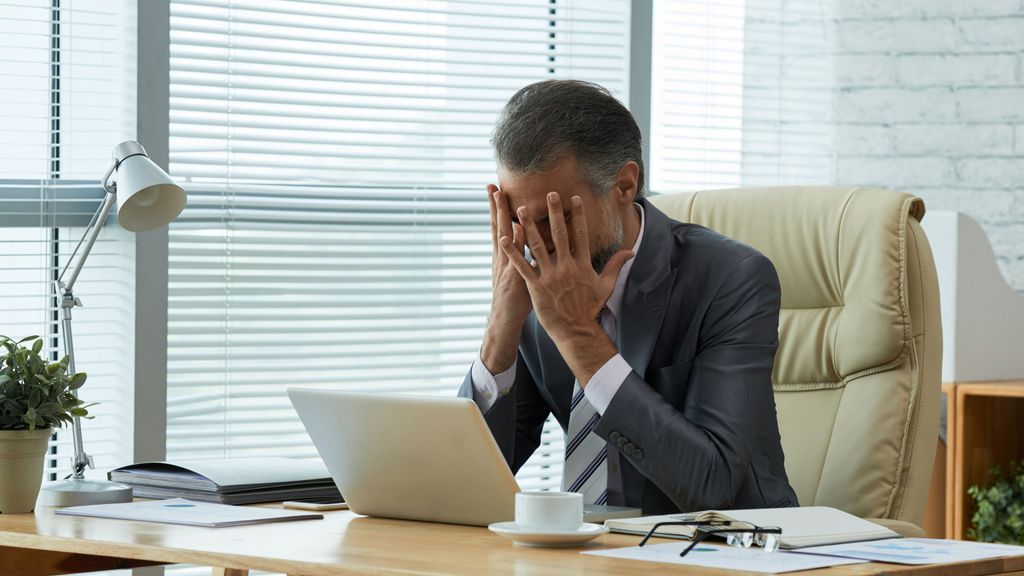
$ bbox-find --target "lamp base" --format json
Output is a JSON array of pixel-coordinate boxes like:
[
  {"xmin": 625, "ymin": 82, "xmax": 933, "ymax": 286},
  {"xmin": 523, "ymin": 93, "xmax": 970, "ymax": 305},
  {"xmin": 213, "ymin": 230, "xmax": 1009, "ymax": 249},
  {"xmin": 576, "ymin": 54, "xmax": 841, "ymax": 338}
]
[{"xmin": 38, "ymin": 478, "xmax": 133, "ymax": 507}]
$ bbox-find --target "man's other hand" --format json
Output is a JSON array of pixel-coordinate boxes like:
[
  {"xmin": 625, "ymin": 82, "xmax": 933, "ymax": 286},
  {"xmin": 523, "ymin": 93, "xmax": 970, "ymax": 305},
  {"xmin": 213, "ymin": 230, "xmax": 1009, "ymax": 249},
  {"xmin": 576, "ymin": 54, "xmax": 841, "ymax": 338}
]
[{"xmin": 481, "ymin": 185, "xmax": 532, "ymax": 374}]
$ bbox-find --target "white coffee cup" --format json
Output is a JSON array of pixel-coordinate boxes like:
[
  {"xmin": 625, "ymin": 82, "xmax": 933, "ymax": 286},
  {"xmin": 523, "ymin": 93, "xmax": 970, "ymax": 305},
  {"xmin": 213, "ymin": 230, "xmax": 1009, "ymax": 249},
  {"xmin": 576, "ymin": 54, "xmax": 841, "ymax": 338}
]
[{"xmin": 514, "ymin": 491, "xmax": 583, "ymax": 532}]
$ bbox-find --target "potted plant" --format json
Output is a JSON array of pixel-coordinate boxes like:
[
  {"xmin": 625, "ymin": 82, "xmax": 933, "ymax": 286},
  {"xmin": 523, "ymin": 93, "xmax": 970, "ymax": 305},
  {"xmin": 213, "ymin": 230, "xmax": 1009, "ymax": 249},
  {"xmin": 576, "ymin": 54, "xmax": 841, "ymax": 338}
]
[
  {"xmin": 0, "ymin": 335, "xmax": 89, "ymax": 513},
  {"xmin": 968, "ymin": 460, "xmax": 1024, "ymax": 544}
]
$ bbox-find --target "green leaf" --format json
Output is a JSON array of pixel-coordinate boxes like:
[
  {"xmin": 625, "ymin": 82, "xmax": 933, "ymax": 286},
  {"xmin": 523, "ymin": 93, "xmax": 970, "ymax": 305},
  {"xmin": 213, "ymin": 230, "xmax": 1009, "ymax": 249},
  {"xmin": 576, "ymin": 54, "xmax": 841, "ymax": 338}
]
[
  {"xmin": 16, "ymin": 335, "xmax": 39, "ymax": 344},
  {"xmin": 69, "ymin": 372, "xmax": 87, "ymax": 390},
  {"xmin": 0, "ymin": 335, "xmax": 98, "ymax": 430},
  {"xmin": 969, "ymin": 460, "xmax": 1024, "ymax": 544}
]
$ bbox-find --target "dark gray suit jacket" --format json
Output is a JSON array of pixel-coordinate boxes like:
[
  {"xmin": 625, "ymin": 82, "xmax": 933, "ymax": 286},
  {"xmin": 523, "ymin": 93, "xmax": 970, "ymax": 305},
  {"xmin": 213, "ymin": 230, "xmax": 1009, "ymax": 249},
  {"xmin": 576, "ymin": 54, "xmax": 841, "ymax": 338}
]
[{"xmin": 460, "ymin": 198, "xmax": 798, "ymax": 514}]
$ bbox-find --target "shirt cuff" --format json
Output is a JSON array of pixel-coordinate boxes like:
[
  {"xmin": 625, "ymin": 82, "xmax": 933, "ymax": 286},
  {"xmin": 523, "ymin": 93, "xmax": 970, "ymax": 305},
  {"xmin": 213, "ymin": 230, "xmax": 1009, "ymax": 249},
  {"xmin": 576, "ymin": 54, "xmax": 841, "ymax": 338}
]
[
  {"xmin": 584, "ymin": 354, "xmax": 631, "ymax": 415},
  {"xmin": 470, "ymin": 354, "xmax": 517, "ymax": 413}
]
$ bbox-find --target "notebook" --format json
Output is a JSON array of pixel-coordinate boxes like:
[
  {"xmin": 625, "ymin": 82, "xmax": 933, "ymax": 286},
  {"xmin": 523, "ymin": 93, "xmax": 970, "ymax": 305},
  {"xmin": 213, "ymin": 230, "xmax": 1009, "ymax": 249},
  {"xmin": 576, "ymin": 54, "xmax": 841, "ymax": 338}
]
[
  {"xmin": 108, "ymin": 457, "xmax": 342, "ymax": 505},
  {"xmin": 605, "ymin": 506, "xmax": 899, "ymax": 549}
]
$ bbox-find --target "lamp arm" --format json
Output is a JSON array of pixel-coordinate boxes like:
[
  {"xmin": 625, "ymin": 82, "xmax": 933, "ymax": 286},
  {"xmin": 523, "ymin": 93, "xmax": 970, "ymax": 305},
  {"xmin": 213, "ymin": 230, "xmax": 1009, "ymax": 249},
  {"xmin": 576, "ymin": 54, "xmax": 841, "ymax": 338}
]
[
  {"xmin": 58, "ymin": 187, "xmax": 117, "ymax": 296},
  {"xmin": 53, "ymin": 185, "xmax": 117, "ymax": 478}
]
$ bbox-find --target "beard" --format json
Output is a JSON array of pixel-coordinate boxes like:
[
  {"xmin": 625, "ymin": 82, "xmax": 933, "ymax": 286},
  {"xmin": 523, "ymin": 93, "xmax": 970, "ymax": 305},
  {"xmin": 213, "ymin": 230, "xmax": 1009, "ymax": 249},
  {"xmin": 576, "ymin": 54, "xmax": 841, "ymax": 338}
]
[{"xmin": 590, "ymin": 202, "xmax": 625, "ymax": 274}]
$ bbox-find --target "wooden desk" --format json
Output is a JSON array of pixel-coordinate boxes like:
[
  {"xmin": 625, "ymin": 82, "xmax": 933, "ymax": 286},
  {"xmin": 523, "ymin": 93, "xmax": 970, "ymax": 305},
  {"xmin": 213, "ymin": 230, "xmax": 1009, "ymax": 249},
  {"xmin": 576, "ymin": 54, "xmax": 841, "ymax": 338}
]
[{"xmin": 3, "ymin": 506, "xmax": 1024, "ymax": 576}]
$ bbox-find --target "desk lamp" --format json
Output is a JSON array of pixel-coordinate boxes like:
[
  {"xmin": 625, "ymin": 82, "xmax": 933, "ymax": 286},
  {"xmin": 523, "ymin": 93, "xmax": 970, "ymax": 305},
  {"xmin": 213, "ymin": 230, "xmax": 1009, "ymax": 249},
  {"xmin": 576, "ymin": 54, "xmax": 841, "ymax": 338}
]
[{"xmin": 38, "ymin": 141, "xmax": 186, "ymax": 507}]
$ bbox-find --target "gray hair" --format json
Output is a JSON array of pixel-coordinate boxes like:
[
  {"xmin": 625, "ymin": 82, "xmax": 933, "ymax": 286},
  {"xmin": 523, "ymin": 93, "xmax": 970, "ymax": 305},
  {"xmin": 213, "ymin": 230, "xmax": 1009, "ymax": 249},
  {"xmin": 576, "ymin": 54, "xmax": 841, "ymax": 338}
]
[{"xmin": 491, "ymin": 80, "xmax": 645, "ymax": 199}]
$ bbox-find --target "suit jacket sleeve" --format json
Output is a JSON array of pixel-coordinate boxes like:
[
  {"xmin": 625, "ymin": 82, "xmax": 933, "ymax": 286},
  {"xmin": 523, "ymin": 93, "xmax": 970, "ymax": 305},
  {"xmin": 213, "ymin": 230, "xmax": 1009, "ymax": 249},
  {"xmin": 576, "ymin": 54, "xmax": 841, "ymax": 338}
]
[
  {"xmin": 594, "ymin": 253, "xmax": 782, "ymax": 512},
  {"xmin": 459, "ymin": 351, "xmax": 551, "ymax": 473}
]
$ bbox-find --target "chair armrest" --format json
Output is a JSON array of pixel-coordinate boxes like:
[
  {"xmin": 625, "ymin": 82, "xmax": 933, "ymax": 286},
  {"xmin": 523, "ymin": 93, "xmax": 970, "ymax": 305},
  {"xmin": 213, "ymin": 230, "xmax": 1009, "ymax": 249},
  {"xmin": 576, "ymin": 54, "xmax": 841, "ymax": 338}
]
[{"xmin": 865, "ymin": 518, "xmax": 925, "ymax": 538}]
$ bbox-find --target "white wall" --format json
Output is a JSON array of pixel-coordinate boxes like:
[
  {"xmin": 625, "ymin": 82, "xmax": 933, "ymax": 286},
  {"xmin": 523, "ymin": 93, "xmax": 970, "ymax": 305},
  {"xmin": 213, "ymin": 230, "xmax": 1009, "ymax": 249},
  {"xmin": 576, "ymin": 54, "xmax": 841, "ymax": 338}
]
[
  {"xmin": 832, "ymin": 0, "xmax": 1024, "ymax": 289},
  {"xmin": 737, "ymin": 0, "xmax": 1023, "ymax": 289}
]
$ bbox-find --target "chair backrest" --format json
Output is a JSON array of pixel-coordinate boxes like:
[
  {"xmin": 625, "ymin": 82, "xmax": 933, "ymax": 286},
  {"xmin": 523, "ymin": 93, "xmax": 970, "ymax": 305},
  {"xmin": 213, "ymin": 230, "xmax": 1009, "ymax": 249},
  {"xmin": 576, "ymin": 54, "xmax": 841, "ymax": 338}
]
[{"xmin": 651, "ymin": 186, "xmax": 941, "ymax": 526}]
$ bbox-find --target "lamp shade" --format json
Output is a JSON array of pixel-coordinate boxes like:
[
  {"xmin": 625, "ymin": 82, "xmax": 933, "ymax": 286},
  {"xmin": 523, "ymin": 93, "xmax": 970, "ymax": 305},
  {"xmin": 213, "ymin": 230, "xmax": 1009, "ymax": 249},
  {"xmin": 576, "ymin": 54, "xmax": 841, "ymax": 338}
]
[{"xmin": 114, "ymin": 153, "xmax": 186, "ymax": 232}]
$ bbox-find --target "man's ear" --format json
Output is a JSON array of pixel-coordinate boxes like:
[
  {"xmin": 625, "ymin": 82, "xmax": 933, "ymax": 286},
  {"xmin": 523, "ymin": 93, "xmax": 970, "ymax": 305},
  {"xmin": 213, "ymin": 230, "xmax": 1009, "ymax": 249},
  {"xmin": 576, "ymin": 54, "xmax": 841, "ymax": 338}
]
[{"xmin": 610, "ymin": 161, "xmax": 640, "ymax": 206}]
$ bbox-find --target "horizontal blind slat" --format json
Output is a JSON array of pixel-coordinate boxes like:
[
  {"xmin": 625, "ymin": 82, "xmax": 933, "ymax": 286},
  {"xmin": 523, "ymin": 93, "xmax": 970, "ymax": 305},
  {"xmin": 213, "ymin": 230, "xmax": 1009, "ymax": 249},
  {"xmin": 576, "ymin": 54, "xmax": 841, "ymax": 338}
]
[{"xmin": 166, "ymin": 0, "xmax": 626, "ymax": 493}]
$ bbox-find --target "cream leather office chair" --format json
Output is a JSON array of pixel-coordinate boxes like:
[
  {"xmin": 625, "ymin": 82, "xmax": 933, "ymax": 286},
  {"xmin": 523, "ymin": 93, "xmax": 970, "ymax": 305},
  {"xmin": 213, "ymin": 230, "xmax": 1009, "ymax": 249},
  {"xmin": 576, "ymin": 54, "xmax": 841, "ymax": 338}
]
[{"xmin": 652, "ymin": 186, "xmax": 941, "ymax": 536}]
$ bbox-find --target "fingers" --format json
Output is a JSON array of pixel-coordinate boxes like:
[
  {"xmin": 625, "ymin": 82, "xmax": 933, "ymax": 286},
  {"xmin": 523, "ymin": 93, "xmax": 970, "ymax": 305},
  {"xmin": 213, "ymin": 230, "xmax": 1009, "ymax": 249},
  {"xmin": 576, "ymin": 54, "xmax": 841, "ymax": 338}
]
[
  {"xmin": 517, "ymin": 206, "xmax": 551, "ymax": 268},
  {"xmin": 500, "ymin": 236, "xmax": 539, "ymax": 282},
  {"xmin": 512, "ymin": 222, "xmax": 525, "ymax": 251},
  {"xmin": 570, "ymin": 196, "xmax": 590, "ymax": 263},
  {"xmin": 487, "ymin": 184, "xmax": 498, "ymax": 247},
  {"xmin": 494, "ymin": 188, "xmax": 513, "ymax": 250},
  {"xmin": 547, "ymin": 192, "xmax": 571, "ymax": 257}
]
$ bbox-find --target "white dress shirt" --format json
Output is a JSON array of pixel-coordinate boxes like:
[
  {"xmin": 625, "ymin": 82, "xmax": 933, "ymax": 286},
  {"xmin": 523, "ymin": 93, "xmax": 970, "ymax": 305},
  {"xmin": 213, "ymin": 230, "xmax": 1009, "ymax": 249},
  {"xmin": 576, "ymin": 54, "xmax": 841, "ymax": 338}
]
[{"xmin": 471, "ymin": 203, "xmax": 646, "ymax": 415}]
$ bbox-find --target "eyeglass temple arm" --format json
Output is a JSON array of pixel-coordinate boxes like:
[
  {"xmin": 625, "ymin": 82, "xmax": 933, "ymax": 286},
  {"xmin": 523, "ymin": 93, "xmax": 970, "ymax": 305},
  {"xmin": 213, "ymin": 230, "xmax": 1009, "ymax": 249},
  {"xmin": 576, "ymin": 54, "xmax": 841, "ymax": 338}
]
[
  {"xmin": 638, "ymin": 520, "xmax": 736, "ymax": 546},
  {"xmin": 639, "ymin": 521, "xmax": 682, "ymax": 547}
]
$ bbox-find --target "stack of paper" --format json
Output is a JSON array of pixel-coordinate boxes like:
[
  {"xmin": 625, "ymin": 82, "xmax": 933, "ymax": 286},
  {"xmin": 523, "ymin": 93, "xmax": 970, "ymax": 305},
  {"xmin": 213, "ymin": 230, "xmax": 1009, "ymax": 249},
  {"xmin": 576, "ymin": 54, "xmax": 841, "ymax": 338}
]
[
  {"xmin": 57, "ymin": 498, "xmax": 324, "ymax": 527},
  {"xmin": 108, "ymin": 457, "xmax": 341, "ymax": 505}
]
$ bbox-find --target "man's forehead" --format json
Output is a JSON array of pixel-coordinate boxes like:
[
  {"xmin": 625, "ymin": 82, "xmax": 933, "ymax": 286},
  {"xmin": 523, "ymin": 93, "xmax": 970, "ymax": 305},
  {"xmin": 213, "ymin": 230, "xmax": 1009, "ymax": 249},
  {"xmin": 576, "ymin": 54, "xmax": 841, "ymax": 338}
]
[{"xmin": 497, "ymin": 161, "xmax": 589, "ymax": 204}]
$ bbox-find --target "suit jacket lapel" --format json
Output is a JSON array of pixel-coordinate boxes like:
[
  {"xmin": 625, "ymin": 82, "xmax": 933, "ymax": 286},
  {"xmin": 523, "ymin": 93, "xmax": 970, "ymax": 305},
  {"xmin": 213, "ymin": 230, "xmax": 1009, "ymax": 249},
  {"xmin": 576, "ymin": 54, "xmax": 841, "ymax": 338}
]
[{"xmin": 619, "ymin": 199, "xmax": 678, "ymax": 379}]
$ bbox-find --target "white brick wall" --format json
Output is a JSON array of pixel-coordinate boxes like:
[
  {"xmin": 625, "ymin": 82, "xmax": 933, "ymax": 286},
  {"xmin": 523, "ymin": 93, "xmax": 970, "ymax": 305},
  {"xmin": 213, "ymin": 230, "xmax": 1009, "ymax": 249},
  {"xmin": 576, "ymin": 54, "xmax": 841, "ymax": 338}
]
[
  {"xmin": 958, "ymin": 17, "xmax": 1024, "ymax": 48},
  {"xmin": 956, "ymin": 88, "xmax": 1024, "ymax": 121},
  {"xmin": 893, "ymin": 124, "xmax": 1013, "ymax": 155},
  {"xmin": 840, "ymin": 0, "xmax": 1021, "ymax": 19},
  {"xmin": 835, "ymin": 88, "xmax": 957, "ymax": 122},
  {"xmin": 896, "ymin": 54, "xmax": 1017, "ymax": 86},
  {"xmin": 735, "ymin": 0, "xmax": 1023, "ymax": 289},
  {"xmin": 829, "ymin": 1, "xmax": 1024, "ymax": 290}
]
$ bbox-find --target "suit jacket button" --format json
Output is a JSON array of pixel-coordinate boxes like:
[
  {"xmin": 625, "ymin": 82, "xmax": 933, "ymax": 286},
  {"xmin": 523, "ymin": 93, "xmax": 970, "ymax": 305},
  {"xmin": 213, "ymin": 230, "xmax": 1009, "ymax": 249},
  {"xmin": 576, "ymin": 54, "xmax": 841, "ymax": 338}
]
[
  {"xmin": 610, "ymin": 431, "xmax": 621, "ymax": 442},
  {"xmin": 623, "ymin": 442, "xmax": 636, "ymax": 455},
  {"xmin": 616, "ymin": 437, "xmax": 629, "ymax": 449},
  {"xmin": 634, "ymin": 449, "xmax": 644, "ymax": 460}
]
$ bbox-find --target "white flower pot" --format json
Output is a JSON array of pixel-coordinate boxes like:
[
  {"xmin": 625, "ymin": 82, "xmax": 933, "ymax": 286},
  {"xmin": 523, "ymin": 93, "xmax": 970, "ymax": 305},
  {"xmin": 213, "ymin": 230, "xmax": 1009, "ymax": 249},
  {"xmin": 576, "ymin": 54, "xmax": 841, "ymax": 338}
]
[{"xmin": 0, "ymin": 429, "xmax": 52, "ymax": 514}]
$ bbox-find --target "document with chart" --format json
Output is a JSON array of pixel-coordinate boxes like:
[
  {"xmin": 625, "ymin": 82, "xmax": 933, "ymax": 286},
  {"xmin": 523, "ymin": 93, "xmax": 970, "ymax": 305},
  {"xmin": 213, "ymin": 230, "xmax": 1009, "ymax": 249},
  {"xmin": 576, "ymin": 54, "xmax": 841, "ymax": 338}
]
[
  {"xmin": 793, "ymin": 538, "xmax": 1024, "ymax": 565},
  {"xmin": 583, "ymin": 543, "xmax": 866, "ymax": 573}
]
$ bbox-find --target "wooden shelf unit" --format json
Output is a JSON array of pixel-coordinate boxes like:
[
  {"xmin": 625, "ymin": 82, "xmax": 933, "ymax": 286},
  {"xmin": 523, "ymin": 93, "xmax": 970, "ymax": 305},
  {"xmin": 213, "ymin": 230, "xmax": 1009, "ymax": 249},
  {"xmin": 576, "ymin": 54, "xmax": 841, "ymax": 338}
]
[{"xmin": 944, "ymin": 380, "xmax": 1024, "ymax": 540}]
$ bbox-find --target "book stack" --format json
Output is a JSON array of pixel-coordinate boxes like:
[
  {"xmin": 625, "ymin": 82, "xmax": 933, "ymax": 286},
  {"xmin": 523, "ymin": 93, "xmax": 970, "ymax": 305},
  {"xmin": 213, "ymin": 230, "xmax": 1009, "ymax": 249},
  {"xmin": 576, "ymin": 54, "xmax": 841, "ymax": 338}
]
[{"xmin": 108, "ymin": 457, "xmax": 342, "ymax": 505}]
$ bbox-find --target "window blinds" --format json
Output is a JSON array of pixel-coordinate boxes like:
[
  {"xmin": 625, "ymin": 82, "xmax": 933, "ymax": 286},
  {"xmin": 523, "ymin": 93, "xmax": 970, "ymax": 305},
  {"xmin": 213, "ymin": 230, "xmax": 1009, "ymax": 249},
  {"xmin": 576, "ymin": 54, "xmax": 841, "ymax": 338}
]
[
  {"xmin": 0, "ymin": 1, "xmax": 137, "ymax": 180},
  {"xmin": 650, "ymin": 0, "xmax": 746, "ymax": 192},
  {"xmin": 166, "ymin": 0, "xmax": 629, "ymax": 492},
  {"xmin": 0, "ymin": 1, "xmax": 136, "ymax": 482},
  {"xmin": 650, "ymin": 0, "xmax": 835, "ymax": 193}
]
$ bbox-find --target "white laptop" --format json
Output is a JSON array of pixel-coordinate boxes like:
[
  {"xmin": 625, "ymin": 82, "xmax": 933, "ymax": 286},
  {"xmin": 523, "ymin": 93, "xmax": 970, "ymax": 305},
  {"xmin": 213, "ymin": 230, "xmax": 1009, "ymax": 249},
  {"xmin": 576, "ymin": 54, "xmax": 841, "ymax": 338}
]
[{"xmin": 288, "ymin": 388, "xmax": 519, "ymax": 526}]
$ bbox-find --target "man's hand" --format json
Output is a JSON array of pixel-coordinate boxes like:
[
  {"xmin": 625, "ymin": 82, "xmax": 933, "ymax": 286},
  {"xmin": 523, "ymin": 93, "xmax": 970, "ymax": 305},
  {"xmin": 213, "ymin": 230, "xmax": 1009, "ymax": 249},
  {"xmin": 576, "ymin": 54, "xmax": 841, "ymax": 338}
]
[
  {"xmin": 499, "ymin": 192, "xmax": 633, "ymax": 385},
  {"xmin": 480, "ymin": 185, "xmax": 532, "ymax": 374}
]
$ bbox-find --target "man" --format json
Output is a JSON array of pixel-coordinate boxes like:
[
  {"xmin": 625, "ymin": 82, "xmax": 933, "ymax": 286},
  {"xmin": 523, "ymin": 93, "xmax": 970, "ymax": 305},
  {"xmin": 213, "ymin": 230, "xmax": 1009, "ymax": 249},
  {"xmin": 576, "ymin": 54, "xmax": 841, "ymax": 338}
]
[{"xmin": 460, "ymin": 79, "xmax": 798, "ymax": 514}]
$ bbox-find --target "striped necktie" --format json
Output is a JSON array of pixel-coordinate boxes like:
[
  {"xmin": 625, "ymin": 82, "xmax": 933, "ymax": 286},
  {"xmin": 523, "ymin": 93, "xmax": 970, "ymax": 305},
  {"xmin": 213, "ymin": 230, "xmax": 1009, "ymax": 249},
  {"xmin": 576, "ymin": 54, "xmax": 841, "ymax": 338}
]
[
  {"xmin": 561, "ymin": 382, "xmax": 608, "ymax": 504},
  {"xmin": 561, "ymin": 306, "xmax": 614, "ymax": 505}
]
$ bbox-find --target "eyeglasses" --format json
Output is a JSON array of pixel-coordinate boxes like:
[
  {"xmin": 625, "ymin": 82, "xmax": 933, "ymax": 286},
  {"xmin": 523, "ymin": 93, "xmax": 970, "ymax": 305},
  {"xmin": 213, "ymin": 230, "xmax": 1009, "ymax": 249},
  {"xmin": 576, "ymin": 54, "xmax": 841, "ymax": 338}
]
[{"xmin": 638, "ymin": 519, "xmax": 783, "ymax": 558}]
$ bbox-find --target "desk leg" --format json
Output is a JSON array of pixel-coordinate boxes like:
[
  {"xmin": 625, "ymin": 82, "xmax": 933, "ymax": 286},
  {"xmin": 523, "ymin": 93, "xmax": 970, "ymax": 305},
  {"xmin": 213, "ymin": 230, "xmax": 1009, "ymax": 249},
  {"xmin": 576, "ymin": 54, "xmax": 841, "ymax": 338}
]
[{"xmin": 211, "ymin": 568, "xmax": 249, "ymax": 576}]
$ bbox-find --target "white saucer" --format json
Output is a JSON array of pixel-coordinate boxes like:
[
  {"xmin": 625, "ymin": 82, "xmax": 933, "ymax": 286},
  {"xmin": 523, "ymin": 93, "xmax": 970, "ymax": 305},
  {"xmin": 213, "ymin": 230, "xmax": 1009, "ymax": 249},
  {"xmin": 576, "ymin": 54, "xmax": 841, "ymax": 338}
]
[{"xmin": 488, "ymin": 522, "xmax": 609, "ymax": 547}]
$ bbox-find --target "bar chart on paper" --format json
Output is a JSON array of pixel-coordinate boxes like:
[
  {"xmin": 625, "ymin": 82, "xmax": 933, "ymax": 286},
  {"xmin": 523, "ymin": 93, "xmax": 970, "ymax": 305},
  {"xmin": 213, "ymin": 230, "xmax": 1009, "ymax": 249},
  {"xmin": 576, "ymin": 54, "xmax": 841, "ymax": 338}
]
[{"xmin": 793, "ymin": 538, "xmax": 1024, "ymax": 565}]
